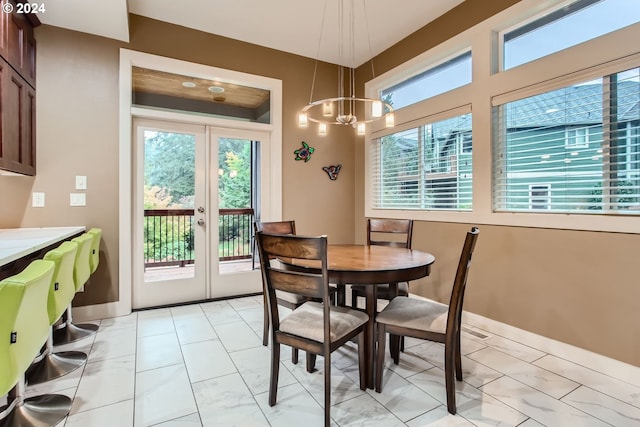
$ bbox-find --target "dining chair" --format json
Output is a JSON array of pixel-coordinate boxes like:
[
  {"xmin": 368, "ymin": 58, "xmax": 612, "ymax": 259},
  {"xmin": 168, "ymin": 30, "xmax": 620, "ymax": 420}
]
[
  {"xmin": 350, "ymin": 218, "xmax": 413, "ymax": 308},
  {"xmin": 254, "ymin": 220, "xmax": 305, "ymax": 348},
  {"xmin": 256, "ymin": 231, "xmax": 368, "ymax": 427},
  {"xmin": 374, "ymin": 226, "xmax": 479, "ymax": 415}
]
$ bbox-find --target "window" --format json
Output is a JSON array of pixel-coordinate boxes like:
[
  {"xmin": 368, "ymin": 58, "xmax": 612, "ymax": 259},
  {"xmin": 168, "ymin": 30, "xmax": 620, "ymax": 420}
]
[
  {"xmin": 493, "ymin": 67, "xmax": 640, "ymax": 214},
  {"xmin": 370, "ymin": 112, "xmax": 472, "ymax": 211},
  {"xmin": 565, "ymin": 127, "xmax": 590, "ymax": 149},
  {"xmin": 502, "ymin": 0, "xmax": 640, "ymax": 70},
  {"xmin": 380, "ymin": 51, "xmax": 472, "ymax": 111}
]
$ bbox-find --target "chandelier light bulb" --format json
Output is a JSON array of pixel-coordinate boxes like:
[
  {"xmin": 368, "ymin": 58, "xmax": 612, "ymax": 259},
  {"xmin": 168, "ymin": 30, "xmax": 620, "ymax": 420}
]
[
  {"xmin": 322, "ymin": 102, "xmax": 334, "ymax": 117},
  {"xmin": 318, "ymin": 122, "xmax": 328, "ymax": 136},
  {"xmin": 357, "ymin": 122, "xmax": 366, "ymax": 135},
  {"xmin": 385, "ymin": 113, "xmax": 395, "ymax": 128},
  {"xmin": 371, "ymin": 100, "xmax": 382, "ymax": 118},
  {"xmin": 298, "ymin": 112, "xmax": 309, "ymax": 127}
]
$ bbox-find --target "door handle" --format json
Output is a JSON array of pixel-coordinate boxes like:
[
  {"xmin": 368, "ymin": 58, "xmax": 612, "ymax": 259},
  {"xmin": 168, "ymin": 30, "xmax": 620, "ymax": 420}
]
[{"xmin": 197, "ymin": 219, "xmax": 205, "ymax": 226}]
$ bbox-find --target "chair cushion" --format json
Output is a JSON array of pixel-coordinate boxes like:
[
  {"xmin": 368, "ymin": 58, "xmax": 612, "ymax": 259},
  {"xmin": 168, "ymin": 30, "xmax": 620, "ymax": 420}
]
[
  {"xmin": 375, "ymin": 296, "xmax": 448, "ymax": 334},
  {"xmin": 280, "ymin": 301, "xmax": 368, "ymax": 343}
]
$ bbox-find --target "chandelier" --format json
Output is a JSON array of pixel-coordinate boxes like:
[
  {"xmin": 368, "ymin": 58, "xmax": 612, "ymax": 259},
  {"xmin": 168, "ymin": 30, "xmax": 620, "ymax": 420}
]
[{"xmin": 297, "ymin": 0, "xmax": 395, "ymax": 136}]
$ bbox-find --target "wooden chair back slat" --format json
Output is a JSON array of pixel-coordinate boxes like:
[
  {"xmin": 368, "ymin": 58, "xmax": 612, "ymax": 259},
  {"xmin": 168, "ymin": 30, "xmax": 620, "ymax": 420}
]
[
  {"xmin": 367, "ymin": 218, "xmax": 413, "ymax": 249},
  {"xmin": 268, "ymin": 269, "xmax": 325, "ymax": 299},
  {"xmin": 255, "ymin": 220, "xmax": 296, "ymax": 235}
]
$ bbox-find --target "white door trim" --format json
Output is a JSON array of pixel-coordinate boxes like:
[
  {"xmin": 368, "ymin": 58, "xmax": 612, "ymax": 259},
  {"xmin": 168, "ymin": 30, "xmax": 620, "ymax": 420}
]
[{"xmin": 97, "ymin": 48, "xmax": 283, "ymax": 319}]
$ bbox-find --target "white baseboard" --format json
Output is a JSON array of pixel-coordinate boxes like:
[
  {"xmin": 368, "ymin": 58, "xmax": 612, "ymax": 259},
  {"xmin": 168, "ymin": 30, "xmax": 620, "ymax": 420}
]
[{"xmin": 463, "ymin": 310, "xmax": 640, "ymax": 386}]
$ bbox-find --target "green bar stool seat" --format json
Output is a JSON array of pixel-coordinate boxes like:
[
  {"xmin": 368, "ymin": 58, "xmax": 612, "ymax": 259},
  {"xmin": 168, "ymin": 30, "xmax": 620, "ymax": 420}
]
[
  {"xmin": 53, "ymin": 233, "xmax": 99, "ymax": 345},
  {"xmin": 26, "ymin": 241, "xmax": 87, "ymax": 385},
  {"xmin": 0, "ymin": 259, "xmax": 72, "ymax": 427}
]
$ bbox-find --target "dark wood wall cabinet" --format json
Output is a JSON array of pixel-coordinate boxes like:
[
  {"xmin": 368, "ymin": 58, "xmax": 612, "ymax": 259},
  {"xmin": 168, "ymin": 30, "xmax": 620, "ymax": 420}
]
[{"xmin": 0, "ymin": 0, "xmax": 39, "ymax": 176}]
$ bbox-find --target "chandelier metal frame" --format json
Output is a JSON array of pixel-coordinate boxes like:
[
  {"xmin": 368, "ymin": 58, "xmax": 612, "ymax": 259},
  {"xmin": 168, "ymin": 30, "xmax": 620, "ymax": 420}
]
[{"xmin": 298, "ymin": 0, "xmax": 395, "ymax": 135}]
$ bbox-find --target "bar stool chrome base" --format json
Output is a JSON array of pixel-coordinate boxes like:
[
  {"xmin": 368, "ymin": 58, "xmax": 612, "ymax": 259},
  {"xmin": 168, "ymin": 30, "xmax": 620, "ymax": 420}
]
[
  {"xmin": 53, "ymin": 322, "xmax": 98, "ymax": 345},
  {"xmin": 0, "ymin": 394, "xmax": 72, "ymax": 427},
  {"xmin": 26, "ymin": 351, "xmax": 87, "ymax": 385}
]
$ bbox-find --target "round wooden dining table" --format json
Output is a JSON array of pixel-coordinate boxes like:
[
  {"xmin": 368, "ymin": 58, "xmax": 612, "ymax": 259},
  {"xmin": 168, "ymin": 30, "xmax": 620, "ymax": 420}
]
[{"xmin": 290, "ymin": 244, "xmax": 436, "ymax": 389}]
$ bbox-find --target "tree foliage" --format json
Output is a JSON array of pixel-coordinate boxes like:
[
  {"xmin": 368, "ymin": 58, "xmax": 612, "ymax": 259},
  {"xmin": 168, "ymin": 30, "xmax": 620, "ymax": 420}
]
[{"xmin": 144, "ymin": 132, "xmax": 195, "ymax": 206}]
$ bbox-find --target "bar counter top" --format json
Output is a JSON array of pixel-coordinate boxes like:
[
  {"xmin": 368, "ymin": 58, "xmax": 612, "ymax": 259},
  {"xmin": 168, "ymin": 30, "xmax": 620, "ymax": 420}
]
[{"xmin": 0, "ymin": 226, "xmax": 86, "ymax": 267}]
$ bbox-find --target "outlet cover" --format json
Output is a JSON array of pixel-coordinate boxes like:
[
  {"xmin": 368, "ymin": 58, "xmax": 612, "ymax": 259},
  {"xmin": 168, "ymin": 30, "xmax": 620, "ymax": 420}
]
[
  {"xmin": 32, "ymin": 192, "xmax": 45, "ymax": 207},
  {"xmin": 70, "ymin": 193, "xmax": 86, "ymax": 206}
]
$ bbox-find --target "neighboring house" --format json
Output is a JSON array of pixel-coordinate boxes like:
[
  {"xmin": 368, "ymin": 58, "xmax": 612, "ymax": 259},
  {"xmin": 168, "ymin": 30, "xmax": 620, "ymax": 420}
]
[
  {"xmin": 500, "ymin": 80, "xmax": 640, "ymax": 212},
  {"xmin": 377, "ymin": 80, "xmax": 639, "ymax": 213}
]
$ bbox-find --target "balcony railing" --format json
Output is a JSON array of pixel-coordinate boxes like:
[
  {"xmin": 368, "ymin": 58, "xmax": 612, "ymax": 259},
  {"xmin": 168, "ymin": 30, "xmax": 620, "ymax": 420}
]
[{"xmin": 144, "ymin": 208, "xmax": 254, "ymax": 268}]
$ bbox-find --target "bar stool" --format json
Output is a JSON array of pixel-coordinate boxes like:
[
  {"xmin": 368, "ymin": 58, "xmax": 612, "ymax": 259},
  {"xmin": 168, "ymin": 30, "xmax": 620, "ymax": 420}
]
[
  {"xmin": 53, "ymin": 233, "xmax": 99, "ymax": 345},
  {"xmin": 0, "ymin": 259, "xmax": 72, "ymax": 426},
  {"xmin": 26, "ymin": 241, "xmax": 88, "ymax": 385},
  {"xmin": 86, "ymin": 228, "xmax": 102, "ymax": 274}
]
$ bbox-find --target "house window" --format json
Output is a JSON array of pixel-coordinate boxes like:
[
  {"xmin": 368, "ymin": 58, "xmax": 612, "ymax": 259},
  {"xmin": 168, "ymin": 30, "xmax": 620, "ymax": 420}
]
[
  {"xmin": 565, "ymin": 127, "xmax": 590, "ymax": 149},
  {"xmin": 529, "ymin": 184, "xmax": 551, "ymax": 210},
  {"xmin": 371, "ymin": 111, "xmax": 472, "ymax": 211},
  {"xmin": 493, "ymin": 67, "xmax": 640, "ymax": 214},
  {"xmin": 502, "ymin": 0, "xmax": 640, "ymax": 70},
  {"xmin": 380, "ymin": 51, "xmax": 472, "ymax": 111}
]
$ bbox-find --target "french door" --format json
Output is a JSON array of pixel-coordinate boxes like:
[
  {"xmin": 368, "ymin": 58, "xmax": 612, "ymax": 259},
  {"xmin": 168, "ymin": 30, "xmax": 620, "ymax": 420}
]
[{"xmin": 132, "ymin": 118, "xmax": 263, "ymax": 309}]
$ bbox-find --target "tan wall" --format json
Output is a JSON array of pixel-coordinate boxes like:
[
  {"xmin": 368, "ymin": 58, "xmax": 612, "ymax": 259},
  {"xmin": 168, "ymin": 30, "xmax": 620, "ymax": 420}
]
[
  {"xmin": 354, "ymin": 0, "xmax": 640, "ymax": 367},
  {"xmin": 2, "ymin": 15, "xmax": 356, "ymax": 306}
]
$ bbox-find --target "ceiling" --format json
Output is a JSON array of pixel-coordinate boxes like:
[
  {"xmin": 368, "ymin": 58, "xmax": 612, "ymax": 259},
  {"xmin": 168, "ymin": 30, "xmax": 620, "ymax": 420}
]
[{"xmin": 39, "ymin": 0, "xmax": 465, "ymax": 67}]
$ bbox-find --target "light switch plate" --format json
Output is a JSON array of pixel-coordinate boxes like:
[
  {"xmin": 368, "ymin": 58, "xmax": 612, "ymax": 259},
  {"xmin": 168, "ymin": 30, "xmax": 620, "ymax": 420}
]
[
  {"xmin": 32, "ymin": 192, "xmax": 45, "ymax": 207},
  {"xmin": 70, "ymin": 193, "xmax": 86, "ymax": 206},
  {"xmin": 75, "ymin": 175, "xmax": 87, "ymax": 190}
]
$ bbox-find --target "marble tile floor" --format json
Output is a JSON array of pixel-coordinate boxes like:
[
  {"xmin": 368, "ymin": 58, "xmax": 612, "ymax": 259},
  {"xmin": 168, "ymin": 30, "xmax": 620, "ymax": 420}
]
[{"xmin": 11, "ymin": 295, "xmax": 640, "ymax": 427}]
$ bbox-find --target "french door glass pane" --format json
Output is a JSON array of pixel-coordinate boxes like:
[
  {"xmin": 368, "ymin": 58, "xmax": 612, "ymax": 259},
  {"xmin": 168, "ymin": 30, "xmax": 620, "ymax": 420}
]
[
  {"xmin": 143, "ymin": 131, "xmax": 196, "ymax": 281},
  {"xmin": 218, "ymin": 138, "xmax": 255, "ymax": 274}
]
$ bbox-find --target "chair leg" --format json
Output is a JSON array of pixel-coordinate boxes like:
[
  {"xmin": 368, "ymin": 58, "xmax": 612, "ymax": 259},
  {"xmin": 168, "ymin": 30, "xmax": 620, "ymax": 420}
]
[
  {"xmin": 351, "ymin": 292, "xmax": 358, "ymax": 309},
  {"xmin": 444, "ymin": 343, "xmax": 457, "ymax": 415},
  {"xmin": 357, "ymin": 332, "xmax": 366, "ymax": 391},
  {"xmin": 455, "ymin": 331, "xmax": 463, "ymax": 381},
  {"xmin": 269, "ymin": 342, "xmax": 280, "ymax": 407},
  {"xmin": 390, "ymin": 334, "xmax": 400, "ymax": 365},
  {"xmin": 306, "ymin": 352, "xmax": 317, "ymax": 373},
  {"xmin": 292, "ymin": 347, "xmax": 299, "ymax": 365},
  {"xmin": 262, "ymin": 293, "xmax": 269, "ymax": 347},
  {"xmin": 323, "ymin": 351, "xmax": 331, "ymax": 427},
  {"xmin": 455, "ymin": 343, "xmax": 463, "ymax": 381},
  {"xmin": 375, "ymin": 325, "xmax": 386, "ymax": 393},
  {"xmin": 336, "ymin": 285, "xmax": 346, "ymax": 307}
]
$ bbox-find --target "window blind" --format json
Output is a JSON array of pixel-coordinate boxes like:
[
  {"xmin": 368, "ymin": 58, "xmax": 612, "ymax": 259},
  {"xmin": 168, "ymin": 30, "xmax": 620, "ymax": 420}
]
[
  {"xmin": 371, "ymin": 111, "xmax": 473, "ymax": 211},
  {"xmin": 493, "ymin": 67, "xmax": 640, "ymax": 214}
]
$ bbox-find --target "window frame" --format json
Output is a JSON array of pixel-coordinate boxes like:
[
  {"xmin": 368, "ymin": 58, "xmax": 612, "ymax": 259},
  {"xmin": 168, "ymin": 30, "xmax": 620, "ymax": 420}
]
[{"xmin": 364, "ymin": 0, "xmax": 640, "ymax": 233}]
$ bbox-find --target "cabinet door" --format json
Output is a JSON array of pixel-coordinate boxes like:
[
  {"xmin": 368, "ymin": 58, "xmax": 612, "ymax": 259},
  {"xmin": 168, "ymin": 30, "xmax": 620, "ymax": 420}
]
[
  {"xmin": 0, "ymin": 59, "xmax": 36, "ymax": 175},
  {"xmin": 5, "ymin": 3, "xmax": 36, "ymax": 87}
]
